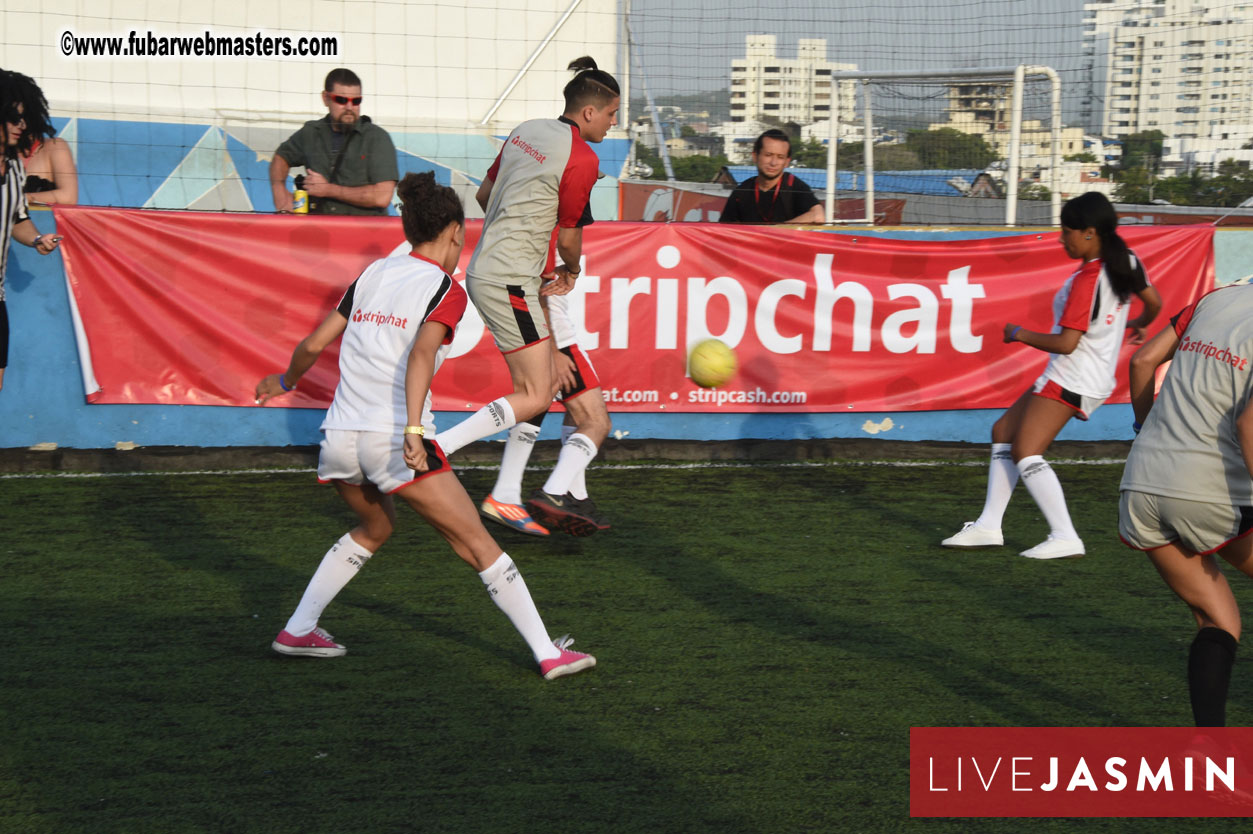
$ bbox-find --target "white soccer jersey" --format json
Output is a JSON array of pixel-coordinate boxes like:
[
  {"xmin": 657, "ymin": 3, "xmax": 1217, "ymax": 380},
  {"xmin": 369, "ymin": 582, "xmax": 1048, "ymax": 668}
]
[
  {"xmin": 1041, "ymin": 252, "xmax": 1149, "ymax": 400},
  {"xmin": 321, "ymin": 251, "xmax": 467, "ymax": 434}
]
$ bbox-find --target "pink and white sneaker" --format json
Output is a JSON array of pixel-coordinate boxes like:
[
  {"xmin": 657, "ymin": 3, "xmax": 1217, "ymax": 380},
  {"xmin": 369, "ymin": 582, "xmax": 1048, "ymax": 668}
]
[
  {"xmin": 539, "ymin": 635, "xmax": 596, "ymax": 680},
  {"xmin": 272, "ymin": 627, "xmax": 347, "ymax": 658}
]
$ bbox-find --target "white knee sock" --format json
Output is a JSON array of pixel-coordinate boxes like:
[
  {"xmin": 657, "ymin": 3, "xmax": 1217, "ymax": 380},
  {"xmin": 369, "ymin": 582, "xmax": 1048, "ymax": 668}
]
[
  {"xmin": 491, "ymin": 422, "xmax": 541, "ymax": 505},
  {"xmin": 561, "ymin": 424, "xmax": 589, "ymax": 500},
  {"xmin": 974, "ymin": 443, "xmax": 1017, "ymax": 531},
  {"xmin": 284, "ymin": 532, "xmax": 374, "ymax": 636},
  {"xmin": 542, "ymin": 432, "xmax": 598, "ymax": 498},
  {"xmin": 479, "ymin": 553, "xmax": 561, "ymax": 662},
  {"xmin": 435, "ymin": 397, "xmax": 516, "ymax": 456},
  {"xmin": 1016, "ymin": 455, "xmax": 1079, "ymax": 540}
]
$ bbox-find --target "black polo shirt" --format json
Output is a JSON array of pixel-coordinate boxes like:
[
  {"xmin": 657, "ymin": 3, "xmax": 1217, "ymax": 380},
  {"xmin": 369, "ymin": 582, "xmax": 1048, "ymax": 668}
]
[{"xmin": 718, "ymin": 172, "xmax": 820, "ymax": 224}]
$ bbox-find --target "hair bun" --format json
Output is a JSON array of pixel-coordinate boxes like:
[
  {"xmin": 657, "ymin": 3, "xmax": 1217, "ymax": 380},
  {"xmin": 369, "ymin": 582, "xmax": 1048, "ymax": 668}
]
[{"xmin": 567, "ymin": 56, "xmax": 598, "ymax": 73}]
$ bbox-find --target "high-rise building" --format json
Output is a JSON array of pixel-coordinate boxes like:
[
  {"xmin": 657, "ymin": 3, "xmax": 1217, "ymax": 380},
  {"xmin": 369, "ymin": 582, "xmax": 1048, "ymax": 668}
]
[
  {"xmin": 729, "ymin": 35, "xmax": 857, "ymax": 126},
  {"xmin": 1082, "ymin": 0, "xmax": 1253, "ymax": 141}
]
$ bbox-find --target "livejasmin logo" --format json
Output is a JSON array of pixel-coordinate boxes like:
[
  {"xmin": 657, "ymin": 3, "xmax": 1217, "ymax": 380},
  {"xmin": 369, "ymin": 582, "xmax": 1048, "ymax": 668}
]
[
  {"xmin": 910, "ymin": 727, "xmax": 1253, "ymax": 818},
  {"xmin": 927, "ymin": 753, "xmax": 1235, "ymax": 793}
]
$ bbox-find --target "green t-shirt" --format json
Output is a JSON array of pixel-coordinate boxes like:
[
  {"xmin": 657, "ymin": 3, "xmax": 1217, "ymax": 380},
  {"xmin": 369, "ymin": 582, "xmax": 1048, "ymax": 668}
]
[{"xmin": 275, "ymin": 115, "xmax": 399, "ymax": 216}]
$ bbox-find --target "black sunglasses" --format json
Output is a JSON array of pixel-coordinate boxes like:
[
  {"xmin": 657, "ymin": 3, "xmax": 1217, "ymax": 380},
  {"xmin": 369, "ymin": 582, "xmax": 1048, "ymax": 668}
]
[{"xmin": 331, "ymin": 95, "xmax": 362, "ymax": 106}]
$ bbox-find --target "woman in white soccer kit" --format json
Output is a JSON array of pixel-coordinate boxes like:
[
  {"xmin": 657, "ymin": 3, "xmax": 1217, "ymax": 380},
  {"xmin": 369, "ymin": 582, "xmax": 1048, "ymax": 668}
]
[
  {"xmin": 942, "ymin": 191, "xmax": 1161, "ymax": 560},
  {"xmin": 254, "ymin": 172, "xmax": 594, "ymax": 680},
  {"xmin": 1121, "ymin": 285, "xmax": 1253, "ymax": 726}
]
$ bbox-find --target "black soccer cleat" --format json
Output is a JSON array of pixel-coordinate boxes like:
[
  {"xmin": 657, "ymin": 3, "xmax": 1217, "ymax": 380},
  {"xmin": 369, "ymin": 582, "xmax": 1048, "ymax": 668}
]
[
  {"xmin": 525, "ymin": 489, "xmax": 599, "ymax": 537},
  {"xmin": 566, "ymin": 494, "xmax": 611, "ymax": 532}
]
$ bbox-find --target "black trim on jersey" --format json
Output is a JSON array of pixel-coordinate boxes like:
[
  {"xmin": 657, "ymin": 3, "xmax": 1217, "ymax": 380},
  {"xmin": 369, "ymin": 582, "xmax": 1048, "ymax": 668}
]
[
  {"xmin": 507, "ymin": 284, "xmax": 541, "ymax": 345},
  {"xmin": 1058, "ymin": 386, "xmax": 1083, "ymax": 410},
  {"xmin": 1239, "ymin": 506, "xmax": 1253, "ymax": 537},
  {"xmin": 556, "ymin": 344, "xmax": 588, "ymax": 398},
  {"xmin": 336, "ymin": 278, "xmax": 360, "ymax": 318},
  {"xmin": 410, "ymin": 437, "xmax": 448, "ymax": 478},
  {"xmin": 1091, "ymin": 283, "xmax": 1101, "ymax": 322},
  {"xmin": 420, "ymin": 274, "xmax": 454, "ymax": 325}
]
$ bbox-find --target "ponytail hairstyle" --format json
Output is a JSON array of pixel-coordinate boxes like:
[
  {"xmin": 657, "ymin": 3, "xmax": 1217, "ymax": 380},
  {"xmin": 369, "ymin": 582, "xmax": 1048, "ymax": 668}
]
[
  {"xmin": 563, "ymin": 56, "xmax": 620, "ymax": 112},
  {"xmin": 396, "ymin": 171, "xmax": 464, "ymax": 247},
  {"xmin": 1059, "ymin": 191, "xmax": 1137, "ymax": 302},
  {"xmin": 0, "ymin": 69, "xmax": 54, "ymax": 159}
]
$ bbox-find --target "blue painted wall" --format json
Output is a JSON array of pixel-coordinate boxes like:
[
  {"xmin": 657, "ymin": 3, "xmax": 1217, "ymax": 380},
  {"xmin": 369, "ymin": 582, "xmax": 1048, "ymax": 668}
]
[{"xmin": 2, "ymin": 219, "xmax": 1246, "ymax": 451}]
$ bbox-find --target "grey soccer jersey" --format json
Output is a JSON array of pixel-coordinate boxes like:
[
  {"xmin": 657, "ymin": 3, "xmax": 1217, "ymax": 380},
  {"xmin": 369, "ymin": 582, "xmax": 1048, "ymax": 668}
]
[
  {"xmin": 1121, "ymin": 285, "xmax": 1253, "ymax": 505},
  {"xmin": 467, "ymin": 116, "xmax": 600, "ymax": 287}
]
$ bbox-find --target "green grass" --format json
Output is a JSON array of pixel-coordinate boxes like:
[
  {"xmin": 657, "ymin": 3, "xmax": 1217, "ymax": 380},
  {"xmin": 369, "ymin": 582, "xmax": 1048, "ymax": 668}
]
[{"xmin": 0, "ymin": 460, "xmax": 1242, "ymax": 833}]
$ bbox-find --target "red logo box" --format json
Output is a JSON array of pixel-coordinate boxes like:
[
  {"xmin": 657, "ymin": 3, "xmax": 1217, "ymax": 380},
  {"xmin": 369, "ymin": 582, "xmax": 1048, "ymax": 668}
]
[{"xmin": 911, "ymin": 727, "xmax": 1253, "ymax": 817}]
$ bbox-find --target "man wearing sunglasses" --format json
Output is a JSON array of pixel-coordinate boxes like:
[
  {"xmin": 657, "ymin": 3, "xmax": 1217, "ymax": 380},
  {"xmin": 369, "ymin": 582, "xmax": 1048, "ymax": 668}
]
[{"xmin": 269, "ymin": 68, "xmax": 398, "ymax": 215}]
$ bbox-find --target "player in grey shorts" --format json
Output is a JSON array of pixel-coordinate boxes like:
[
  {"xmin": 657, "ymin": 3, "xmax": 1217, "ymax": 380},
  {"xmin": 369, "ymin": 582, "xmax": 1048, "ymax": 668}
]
[
  {"xmin": 1120, "ymin": 284, "xmax": 1253, "ymax": 726},
  {"xmin": 434, "ymin": 57, "xmax": 619, "ymax": 533}
]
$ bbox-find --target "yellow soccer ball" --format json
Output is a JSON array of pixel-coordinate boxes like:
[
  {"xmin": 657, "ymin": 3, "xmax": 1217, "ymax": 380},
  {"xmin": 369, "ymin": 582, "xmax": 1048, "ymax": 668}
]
[{"xmin": 688, "ymin": 338, "xmax": 738, "ymax": 388}]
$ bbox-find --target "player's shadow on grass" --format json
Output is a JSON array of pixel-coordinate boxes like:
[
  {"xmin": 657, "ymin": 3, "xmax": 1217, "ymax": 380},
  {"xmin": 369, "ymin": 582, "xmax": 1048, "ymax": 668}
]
[
  {"xmin": 105, "ymin": 471, "xmax": 543, "ymax": 669},
  {"xmin": 626, "ymin": 467, "xmax": 1125, "ymax": 727}
]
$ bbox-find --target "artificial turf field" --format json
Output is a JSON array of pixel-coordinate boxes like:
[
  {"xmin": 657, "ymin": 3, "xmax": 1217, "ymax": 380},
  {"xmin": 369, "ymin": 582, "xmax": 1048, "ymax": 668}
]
[{"xmin": 0, "ymin": 455, "xmax": 1247, "ymax": 833}]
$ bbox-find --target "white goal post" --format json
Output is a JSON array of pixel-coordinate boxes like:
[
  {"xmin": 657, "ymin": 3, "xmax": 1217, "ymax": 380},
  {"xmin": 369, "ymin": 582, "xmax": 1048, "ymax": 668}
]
[{"xmin": 825, "ymin": 65, "xmax": 1061, "ymax": 227}]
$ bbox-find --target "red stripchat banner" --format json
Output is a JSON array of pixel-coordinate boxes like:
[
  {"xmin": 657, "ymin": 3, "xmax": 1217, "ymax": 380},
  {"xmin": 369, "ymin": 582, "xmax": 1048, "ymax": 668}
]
[
  {"xmin": 53, "ymin": 207, "xmax": 1214, "ymax": 412},
  {"xmin": 911, "ymin": 727, "xmax": 1253, "ymax": 817}
]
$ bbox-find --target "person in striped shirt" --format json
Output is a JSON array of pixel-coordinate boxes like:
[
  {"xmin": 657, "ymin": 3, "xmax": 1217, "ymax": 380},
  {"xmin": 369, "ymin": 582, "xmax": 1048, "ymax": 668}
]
[{"xmin": 1, "ymin": 70, "xmax": 63, "ymax": 392}]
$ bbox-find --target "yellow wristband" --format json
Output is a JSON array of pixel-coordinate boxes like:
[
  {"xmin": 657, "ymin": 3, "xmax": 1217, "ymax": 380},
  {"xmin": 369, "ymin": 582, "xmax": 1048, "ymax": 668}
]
[{"xmin": 403, "ymin": 425, "xmax": 425, "ymax": 436}]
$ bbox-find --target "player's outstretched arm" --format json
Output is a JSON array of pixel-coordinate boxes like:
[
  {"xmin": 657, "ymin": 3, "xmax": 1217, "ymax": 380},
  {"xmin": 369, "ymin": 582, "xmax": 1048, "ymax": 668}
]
[
  {"xmin": 1003, "ymin": 324, "xmax": 1082, "ymax": 355},
  {"xmin": 255, "ymin": 309, "xmax": 348, "ymax": 403}
]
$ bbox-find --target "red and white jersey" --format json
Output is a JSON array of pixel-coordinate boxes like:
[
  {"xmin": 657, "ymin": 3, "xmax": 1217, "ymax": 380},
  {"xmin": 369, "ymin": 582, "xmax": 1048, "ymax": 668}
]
[
  {"xmin": 1041, "ymin": 252, "xmax": 1149, "ymax": 400},
  {"xmin": 321, "ymin": 251, "xmax": 467, "ymax": 434},
  {"xmin": 467, "ymin": 116, "xmax": 599, "ymax": 287}
]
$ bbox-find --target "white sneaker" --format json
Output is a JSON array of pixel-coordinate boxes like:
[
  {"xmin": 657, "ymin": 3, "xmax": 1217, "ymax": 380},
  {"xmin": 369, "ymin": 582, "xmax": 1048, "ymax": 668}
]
[
  {"xmin": 941, "ymin": 522, "xmax": 1004, "ymax": 549},
  {"xmin": 1019, "ymin": 535, "xmax": 1085, "ymax": 560}
]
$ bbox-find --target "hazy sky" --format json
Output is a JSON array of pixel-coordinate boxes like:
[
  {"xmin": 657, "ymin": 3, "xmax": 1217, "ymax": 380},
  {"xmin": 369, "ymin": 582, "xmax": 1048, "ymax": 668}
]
[{"xmin": 629, "ymin": 0, "xmax": 1090, "ymax": 115}]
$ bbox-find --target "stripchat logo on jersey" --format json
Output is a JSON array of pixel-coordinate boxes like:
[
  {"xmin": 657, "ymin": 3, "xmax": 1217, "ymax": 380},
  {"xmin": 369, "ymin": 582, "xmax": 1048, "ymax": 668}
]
[
  {"xmin": 1178, "ymin": 335, "xmax": 1249, "ymax": 371},
  {"xmin": 353, "ymin": 308, "xmax": 410, "ymax": 329},
  {"xmin": 911, "ymin": 727, "xmax": 1253, "ymax": 818}
]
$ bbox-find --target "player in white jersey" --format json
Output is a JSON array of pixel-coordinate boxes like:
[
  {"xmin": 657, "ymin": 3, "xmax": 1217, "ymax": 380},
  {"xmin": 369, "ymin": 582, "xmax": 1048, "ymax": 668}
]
[
  {"xmin": 435, "ymin": 57, "xmax": 619, "ymax": 533},
  {"xmin": 254, "ymin": 172, "xmax": 594, "ymax": 680},
  {"xmin": 1120, "ymin": 285, "xmax": 1253, "ymax": 725},
  {"xmin": 480, "ymin": 266, "xmax": 613, "ymax": 537},
  {"xmin": 941, "ymin": 192, "xmax": 1161, "ymax": 560}
]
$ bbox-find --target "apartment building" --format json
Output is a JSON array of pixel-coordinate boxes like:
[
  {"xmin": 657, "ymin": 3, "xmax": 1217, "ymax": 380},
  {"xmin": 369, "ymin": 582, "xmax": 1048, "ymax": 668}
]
[
  {"xmin": 1083, "ymin": 0, "xmax": 1253, "ymax": 141},
  {"xmin": 729, "ymin": 35, "xmax": 858, "ymax": 126}
]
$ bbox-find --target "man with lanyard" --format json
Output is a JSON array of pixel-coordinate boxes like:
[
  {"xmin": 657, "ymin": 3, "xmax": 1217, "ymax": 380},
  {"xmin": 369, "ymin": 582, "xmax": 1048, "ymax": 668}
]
[
  {"xmin": 718, "ymin": 129, "xmax": 824, "ymax": 225},
  {"xmin": 269, "ymin": 68, "xmax": 398, "ymax": 215}
]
